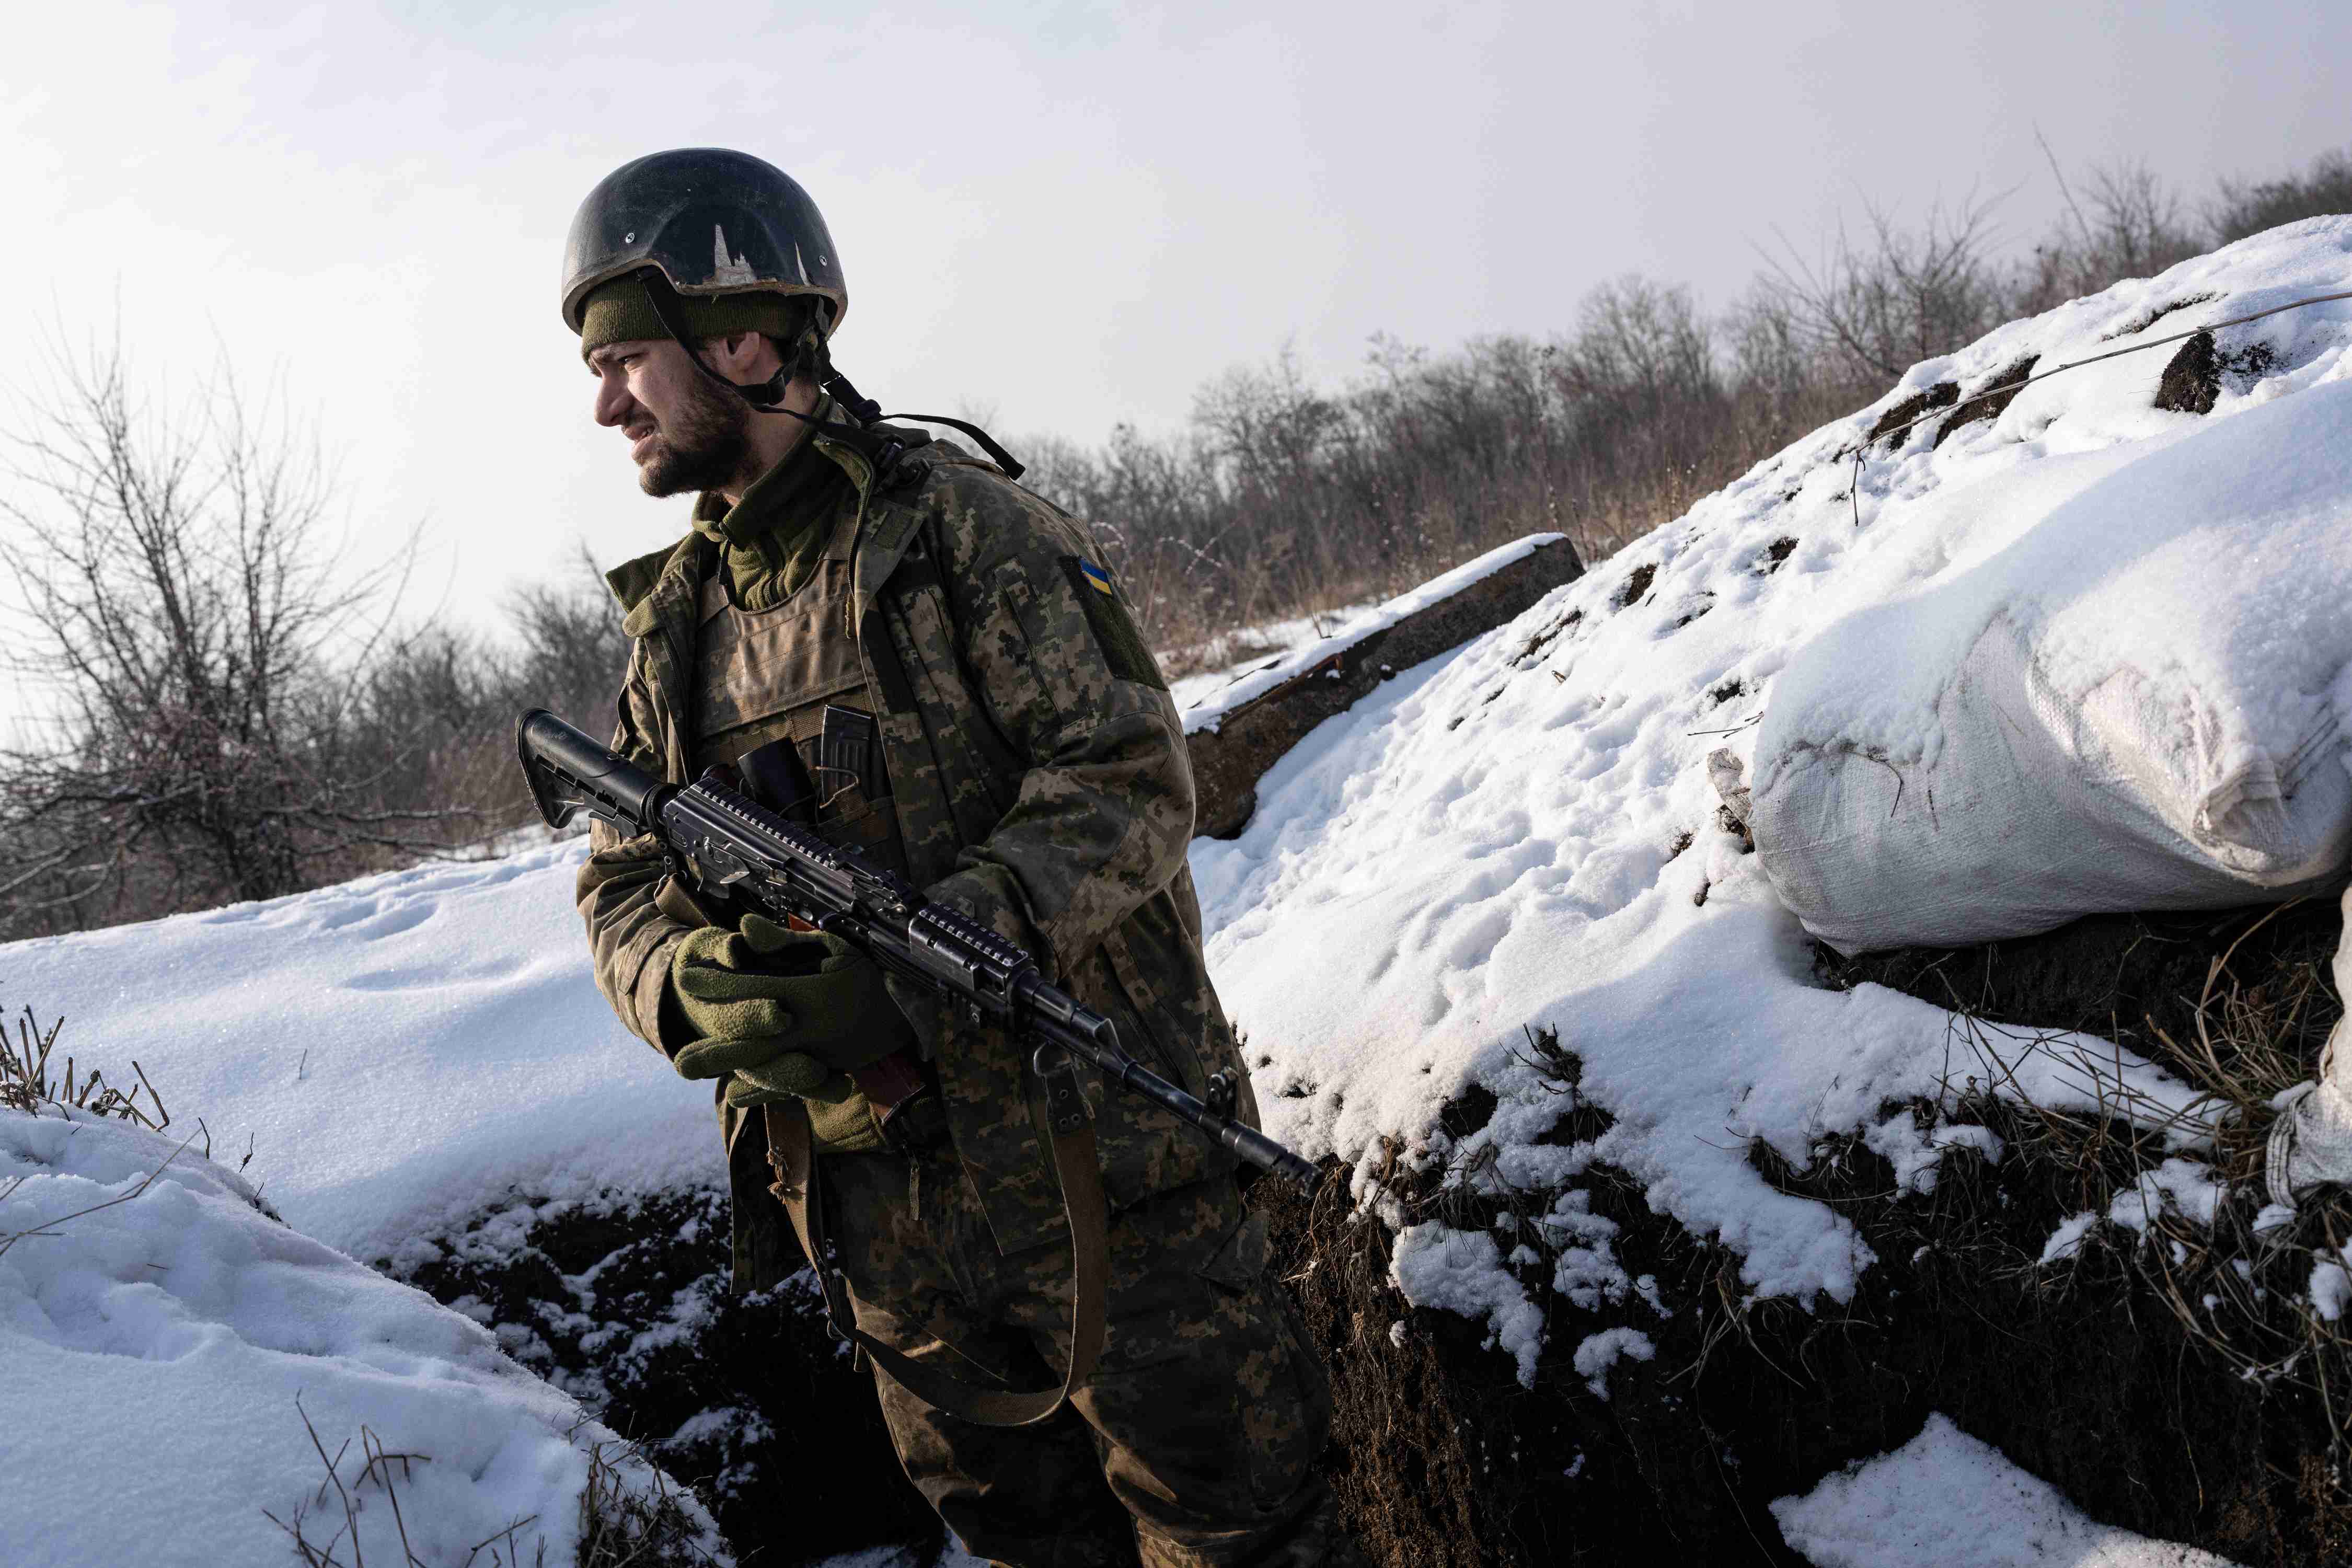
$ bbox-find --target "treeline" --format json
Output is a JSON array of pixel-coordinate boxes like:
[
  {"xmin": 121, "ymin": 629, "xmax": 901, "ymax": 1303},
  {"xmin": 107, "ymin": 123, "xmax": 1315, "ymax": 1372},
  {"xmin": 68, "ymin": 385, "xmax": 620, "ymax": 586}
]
[
  {"xmin": 2, "ymin": 148, "xmax": 2346, "ymax": 939},
  {"xmin": 1027, "ymin": 148, "xmax": 2352, "ymax": 660}
]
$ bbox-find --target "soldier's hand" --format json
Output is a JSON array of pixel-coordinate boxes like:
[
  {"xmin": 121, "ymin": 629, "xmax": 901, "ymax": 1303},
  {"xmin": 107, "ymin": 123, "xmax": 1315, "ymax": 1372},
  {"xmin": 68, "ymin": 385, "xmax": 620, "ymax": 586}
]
[
  {"xmin": 668, "ymin": 915, "xmax": 917, "ymax": 1086},
  {"xmin": 667, "ymin": 914, "xmax": 825, "ymax": 1057},
  {"xmin": 719, "ymin": 1053, "xmax": 857, "ymax": 1110}
]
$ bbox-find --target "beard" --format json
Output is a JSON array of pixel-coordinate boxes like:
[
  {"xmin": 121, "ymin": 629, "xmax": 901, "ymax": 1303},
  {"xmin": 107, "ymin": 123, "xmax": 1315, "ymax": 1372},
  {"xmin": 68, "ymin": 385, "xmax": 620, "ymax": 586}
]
[{"xmin": 636, "ymin": 373, "xmax": 753, "ymax": 498}]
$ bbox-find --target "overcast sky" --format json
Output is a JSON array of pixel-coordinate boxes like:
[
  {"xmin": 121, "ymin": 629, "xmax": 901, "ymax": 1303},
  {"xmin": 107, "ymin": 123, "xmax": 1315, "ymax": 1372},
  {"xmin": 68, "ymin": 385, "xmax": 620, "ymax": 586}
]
[{"xmin": 5, "ymin": 0, "xmax": 2349, "ymax": 637}]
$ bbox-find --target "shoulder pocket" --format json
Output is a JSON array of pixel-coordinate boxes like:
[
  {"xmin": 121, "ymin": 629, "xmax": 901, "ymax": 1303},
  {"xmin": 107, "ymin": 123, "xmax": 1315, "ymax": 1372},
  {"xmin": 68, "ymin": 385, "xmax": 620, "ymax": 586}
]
[{"xmin": 1058, "ymin": 557, "xmax": 1168, "ymax": 691}]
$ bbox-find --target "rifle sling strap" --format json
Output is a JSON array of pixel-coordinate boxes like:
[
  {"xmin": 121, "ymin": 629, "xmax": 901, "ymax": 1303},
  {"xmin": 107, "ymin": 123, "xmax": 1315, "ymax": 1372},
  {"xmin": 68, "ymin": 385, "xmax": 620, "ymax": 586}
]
[{"xmin": 763, "ymin": 1097, "xmax": 1111, "ymax": 1427}]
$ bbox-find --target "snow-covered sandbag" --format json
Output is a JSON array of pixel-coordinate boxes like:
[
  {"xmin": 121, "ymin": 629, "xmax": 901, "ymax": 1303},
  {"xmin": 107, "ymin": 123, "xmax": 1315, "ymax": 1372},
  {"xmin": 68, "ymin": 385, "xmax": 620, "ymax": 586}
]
[
  {"xmin": 2266, "ymin": 881, "xmax": 2352, "ymax": 1204},
  {"xmin": 0, "ymin": 1106, "xmax": 727, "ymax": 1568},
  {"xmin": 1752, "ymin": 374, "xmax": 2352, "ymax": 955}
]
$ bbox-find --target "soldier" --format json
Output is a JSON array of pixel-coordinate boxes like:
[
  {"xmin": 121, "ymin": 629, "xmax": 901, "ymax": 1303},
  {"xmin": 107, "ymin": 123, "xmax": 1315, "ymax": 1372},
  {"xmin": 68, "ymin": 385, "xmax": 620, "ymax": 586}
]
[{"xmin": 562, "ymin": 148, "xmax": 1357, "ymax": 1567}]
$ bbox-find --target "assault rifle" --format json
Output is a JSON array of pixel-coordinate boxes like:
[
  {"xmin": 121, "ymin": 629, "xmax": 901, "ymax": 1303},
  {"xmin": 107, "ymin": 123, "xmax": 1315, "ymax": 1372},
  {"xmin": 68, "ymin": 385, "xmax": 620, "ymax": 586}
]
[{"xmin": 515, "ymin": 708, "xmax": 1320, "ymax": 1192}]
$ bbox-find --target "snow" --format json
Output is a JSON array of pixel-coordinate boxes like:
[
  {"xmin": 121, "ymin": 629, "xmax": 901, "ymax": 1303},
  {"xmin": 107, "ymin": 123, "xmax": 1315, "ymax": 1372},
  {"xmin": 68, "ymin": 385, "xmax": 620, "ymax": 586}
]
[
  {"xmin": 1387, "ymin": 1220, "xmax": 1548, "ymax": 1383},
  {"xmin": 2040, "ymin": 1213, "xmax": 2100, "ymax": 1265},
  {"xmin": 1569, "ymin": 1325, "xmax": 1654, "ymax": 1400},
  {"xmin": 1, "ymin": 843, "xmax": 717, "ymax": 1269},
  {"xmin": 2109, "ymin": 1159, "xmax": 2228, "ymax": 1233},
  {"xmin": 1177, "ymin": 535, "xmax": 1564, "ymax": 734},
  {"xmin": 1163, "ymin": 602, "xmax": 1376, "ymax": 714},
  {"xmin": 0, "ymin": 1105, "xmax": 724, "ymax": 1568},
  {"xmin": 9, "ymin": 221, "xmax": 2352, "ymax": 1558},
  {"xmin": 1771, "ymin": 1413, "xmax": 2244, "ymax": 1567},
  {"xmin": 2310, "ymin": 1258, "xmax": 2352, "ymax": 1322},
  {"xmin": 1194, "ymin": 221, "xmax": 2352, "ymax": 1362}
]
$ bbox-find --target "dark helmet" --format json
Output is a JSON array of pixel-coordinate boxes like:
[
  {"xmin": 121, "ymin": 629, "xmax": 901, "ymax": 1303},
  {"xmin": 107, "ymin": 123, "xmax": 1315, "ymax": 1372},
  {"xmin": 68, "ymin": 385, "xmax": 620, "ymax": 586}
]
[
  {"xmin": 561, "ymin": 147, "xmax": 1026, "ymax": 480},
  {"xmin": 559, "ymin": 148, "xmax": 847, "ymax": 338}
]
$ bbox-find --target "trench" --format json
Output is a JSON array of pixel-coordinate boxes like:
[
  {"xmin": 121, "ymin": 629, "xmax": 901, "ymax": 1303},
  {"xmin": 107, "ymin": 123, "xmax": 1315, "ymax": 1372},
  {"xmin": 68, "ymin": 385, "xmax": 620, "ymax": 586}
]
[{"xmin": 387, "ymin": 898, "xmax": 2352, "ymax": 1566}]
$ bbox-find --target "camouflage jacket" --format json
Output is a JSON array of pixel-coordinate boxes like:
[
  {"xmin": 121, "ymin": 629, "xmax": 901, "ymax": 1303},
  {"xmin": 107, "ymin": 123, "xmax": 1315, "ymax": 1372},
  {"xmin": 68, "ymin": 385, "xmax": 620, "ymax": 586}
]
[{"xmin": 576, "ymin": 422, "xmax": 1257, "ymax": 1288}]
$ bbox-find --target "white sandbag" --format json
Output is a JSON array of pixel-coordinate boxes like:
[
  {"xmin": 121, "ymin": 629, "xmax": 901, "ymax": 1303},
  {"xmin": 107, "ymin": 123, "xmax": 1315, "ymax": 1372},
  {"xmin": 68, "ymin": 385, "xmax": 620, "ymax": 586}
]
[
  {"xmin": 1752, "ymin": 376, "xmax": 2352, "ymax": 956},
  {"xmin": 2267, "ymin": 882, "xmax": 2352, "ymax": 1206}
]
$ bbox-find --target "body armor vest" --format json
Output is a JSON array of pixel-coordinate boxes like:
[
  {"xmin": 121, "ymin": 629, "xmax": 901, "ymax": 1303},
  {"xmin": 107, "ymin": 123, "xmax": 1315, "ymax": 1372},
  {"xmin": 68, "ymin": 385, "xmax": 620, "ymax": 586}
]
[{"xmin": 690, "ymin": 506, "xmax": 910, "ymax": 880}]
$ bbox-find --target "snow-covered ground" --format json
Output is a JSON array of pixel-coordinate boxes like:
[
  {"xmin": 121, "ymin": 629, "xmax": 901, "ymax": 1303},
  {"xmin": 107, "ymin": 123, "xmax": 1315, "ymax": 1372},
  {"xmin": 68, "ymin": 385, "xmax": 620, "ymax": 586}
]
[
  {"xmin": 1194, "ymin": 217, "xmax": 2352, "ymax": 1376},
  {"xmin": 1772, "ymin": 1414, "xmax": 2243, "ymax": 1568},
  {"xmin": 0, "ymin": 1106, "xmax": 724, "ymax": 1567},
  {"xmin": 9, "ymin": 217, "xmax": 2352, "ymax": 1560},
  {"xmin": 4, "ymin": 845, "xmax": 713, "ymax": 1270}
]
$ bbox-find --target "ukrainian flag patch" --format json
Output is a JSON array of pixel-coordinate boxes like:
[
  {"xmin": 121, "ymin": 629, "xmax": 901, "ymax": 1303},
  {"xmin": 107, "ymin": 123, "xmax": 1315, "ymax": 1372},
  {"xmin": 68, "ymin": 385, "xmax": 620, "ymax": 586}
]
[{"xmin": 1058, "ymin": 556, "xmax": 1166, "ymax": 690}]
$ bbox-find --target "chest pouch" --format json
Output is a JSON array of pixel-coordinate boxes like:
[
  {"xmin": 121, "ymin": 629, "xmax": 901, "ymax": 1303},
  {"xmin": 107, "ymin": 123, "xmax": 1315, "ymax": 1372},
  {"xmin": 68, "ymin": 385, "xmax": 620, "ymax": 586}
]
[
  {"xmin": 818, "ymin": 705, "xmax": 884, "ymax": 805},
  {"xmin": 734, "ymin": 734, "xmax": 820, "ymax": 824}
]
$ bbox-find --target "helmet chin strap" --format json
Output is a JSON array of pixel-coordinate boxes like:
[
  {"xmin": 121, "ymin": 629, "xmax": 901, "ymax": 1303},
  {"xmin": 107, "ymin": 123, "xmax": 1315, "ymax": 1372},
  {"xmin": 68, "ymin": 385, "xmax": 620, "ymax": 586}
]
[{"xmin": 637, "ymin": 271, "xmax": 1025, "ymax": 481}]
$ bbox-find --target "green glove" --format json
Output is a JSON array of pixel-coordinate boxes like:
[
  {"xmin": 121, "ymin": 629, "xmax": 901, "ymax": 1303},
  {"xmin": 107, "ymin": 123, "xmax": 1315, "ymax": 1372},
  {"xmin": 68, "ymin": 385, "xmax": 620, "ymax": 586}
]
[
  {"xmin": 666, "ymin": 914, "xmax": 917, "ymax": 1097},
  {"xmin": 722, "ymin": 1054, "xmax": 856, "ymax": 1110}
]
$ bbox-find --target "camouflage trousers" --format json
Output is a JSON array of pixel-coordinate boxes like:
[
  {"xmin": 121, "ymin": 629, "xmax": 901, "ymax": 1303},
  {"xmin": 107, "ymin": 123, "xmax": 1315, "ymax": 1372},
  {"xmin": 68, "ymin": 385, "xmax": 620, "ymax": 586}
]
[{"xmin": 821, "ymin": 1147, "xmax": 1358, "ymax": 1568}]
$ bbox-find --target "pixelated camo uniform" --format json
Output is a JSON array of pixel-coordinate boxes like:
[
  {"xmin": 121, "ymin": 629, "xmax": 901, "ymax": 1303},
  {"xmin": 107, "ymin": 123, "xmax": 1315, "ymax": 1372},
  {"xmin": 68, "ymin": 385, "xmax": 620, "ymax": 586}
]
[
  {"xmin": 576, "ymin": 421, "xmax": 1260, "ymax": 1270},
  {"xmin": 572, "ymin": 422, "xmax": 1351, "ymax": 1564}
]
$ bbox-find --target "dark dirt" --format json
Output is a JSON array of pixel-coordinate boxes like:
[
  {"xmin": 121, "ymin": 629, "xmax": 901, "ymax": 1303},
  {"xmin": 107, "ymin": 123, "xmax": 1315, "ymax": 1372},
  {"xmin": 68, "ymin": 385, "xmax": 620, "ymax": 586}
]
[
  {"xmin": 1511, "ymin": 607, "xmax": 1583, "ymax": 668},
  {"xmin": 2158, "ymin": 331, "xmax": 2227, "ymax": 414},
  {"xmin": 1234, "ymin": 902, "xmax": 2352, "ymax": 1566},
  {"xmin": 1759, "ymin": 537, "xmax": 1797, "ymax": 575},
  {"xmin": 1821, "ymin": 897, "xmax": 2344, "ymax": 1069},
  {"xmin": 1933, "ymin": 355, "xmax": 2041, "ymax": 449},
  {"xmin": 1613, "ymin": 561, "xmax": 1656, "ymax": 609},
  {"xmin": 384, "ymin": 1187, "xmax": 941, "ymax": 1567},
  {"xmin": 2154, "ymin": 332, "xmax": 2278, "ymax": 416},
  {"xmin": 1866, "ymin": 381, "xmax": 1959, "ymax": 449}
]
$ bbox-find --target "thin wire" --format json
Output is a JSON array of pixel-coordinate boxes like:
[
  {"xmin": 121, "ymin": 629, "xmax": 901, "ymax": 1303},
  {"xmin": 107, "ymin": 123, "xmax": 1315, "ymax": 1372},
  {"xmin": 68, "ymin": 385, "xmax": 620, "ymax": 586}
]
[{"xmin": 1848, "ymin": 287, "xmax": 2352, "ymax": 528}]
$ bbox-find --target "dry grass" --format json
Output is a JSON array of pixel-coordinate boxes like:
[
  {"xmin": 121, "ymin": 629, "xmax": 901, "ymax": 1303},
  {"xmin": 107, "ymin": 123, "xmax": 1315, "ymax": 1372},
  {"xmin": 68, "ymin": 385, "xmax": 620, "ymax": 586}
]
[
  {"xmin": 266, "ymin": 1400, "xmax": 725, "ymax": 1568},
  {"xmin": 0, "ymin": 1006, "xmax": 197, "ymax": 1263},
  {"xmin": 0, "ymin": 1005, "xmax": 168, "ymax": 1127},
  {"xmin": 1806, "ymin": 898, "xmax": 2352, "ymax": 1450}
]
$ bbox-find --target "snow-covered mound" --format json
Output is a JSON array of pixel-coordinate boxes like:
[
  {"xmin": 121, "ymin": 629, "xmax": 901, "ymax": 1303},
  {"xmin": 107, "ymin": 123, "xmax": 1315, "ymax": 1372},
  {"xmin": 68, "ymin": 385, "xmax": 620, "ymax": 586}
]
[
  {"xmin": 1194, "ymin": 218, "xmax": 2352, "ymax": 1367},
  {"xmin": 0, "ymin": 1105, "xmax": 724, "ymax": 1567},
  {"xmin": 0, "ymin": 844, "xmax": 714, "ymax": 1268},
  {"xmin": 1771, "ymin": 1413, "xmax": 2242, "ymax": 1568}
]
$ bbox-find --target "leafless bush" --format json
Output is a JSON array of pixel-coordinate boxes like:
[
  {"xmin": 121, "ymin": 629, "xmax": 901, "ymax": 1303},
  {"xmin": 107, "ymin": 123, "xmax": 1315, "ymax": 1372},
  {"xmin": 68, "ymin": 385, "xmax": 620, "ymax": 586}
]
[
  {"xmin": 2214, "ymin": 145, "xmax": 2352, "ymax": 246},
  {"xmin": 2017, "ymin": 157, "xmax": 2208, "ymax": 315},
  {"xmin": 0, "ymin": 335, "xmax": 468, "ymax": 937},
  {"xmin": 349, "ymin": 550, "xmax": 629, "ymax": 842},
  {"xmin": 0, "ymin": 324, "xmax": 625, "ymax": 941},
  {"xmin": 1757, "ymin": 193, "xmax": 2014, "ymax": 384}
]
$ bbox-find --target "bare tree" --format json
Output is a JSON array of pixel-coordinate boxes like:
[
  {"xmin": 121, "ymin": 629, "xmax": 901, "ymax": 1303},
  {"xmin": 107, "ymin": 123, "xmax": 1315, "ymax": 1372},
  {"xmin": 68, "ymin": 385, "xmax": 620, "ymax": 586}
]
[
  {"xmin": 1758, "ymin": 194, "xmax": 2013, "ymax": 383},
  {"xmin": 0, "ymin": 336, "xmax": 457, "ymax": 936},
  {"xmin": 2017, "ymin": 157, "xmax": 2206, "ymax": 314}
]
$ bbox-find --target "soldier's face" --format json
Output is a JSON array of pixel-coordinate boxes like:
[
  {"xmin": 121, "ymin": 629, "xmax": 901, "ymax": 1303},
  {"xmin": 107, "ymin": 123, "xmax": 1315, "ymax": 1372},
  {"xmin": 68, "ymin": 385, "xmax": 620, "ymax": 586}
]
[{"xmin": 589, "ymin": 338, "xmax": 751, "ymax": 498}]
